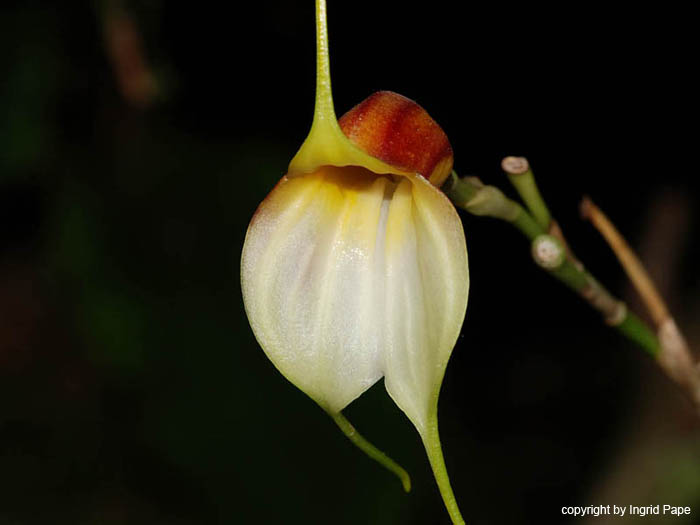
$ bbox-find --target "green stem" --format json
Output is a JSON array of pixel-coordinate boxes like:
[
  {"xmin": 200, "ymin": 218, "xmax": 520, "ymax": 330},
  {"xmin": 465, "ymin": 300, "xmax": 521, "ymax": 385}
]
[
  {"xmin": 330, "ymin": 411, "xmax": 411, "ymax": 492},
  {"xmin": 444, "ymin": 172, "xmax": 661, "ymax": 359},
  {"xmin": 511, "ymin": 203, "xmax": 545, "ymax": 240},
  {"xmin": 442, "ymin": 172, "xmax": 520, "ymax": 221},
  {"xmin": 549, "ymin": 261, "xmax": 660, "ymax": 356},
  {"xmin": 422, "ymin": 414, "xmax": 465, "ymax": 525},
  {"xmin": 442, "ymin": 171, "xmax": 478, "ymax": 206},
  {"xmin": 550, "ymin": 259, "xmax": 590, "ymax": 291},
  {"xmin": 615, "ymin": 311, "xmax": 660, "ymax": 356},
  {"xmin": 506, "ymin": 168, "xmax": 552, "ymax": 229},
  {"xmin": 313, "ymin": 0, "xmax": 337, "ymax": 125}
]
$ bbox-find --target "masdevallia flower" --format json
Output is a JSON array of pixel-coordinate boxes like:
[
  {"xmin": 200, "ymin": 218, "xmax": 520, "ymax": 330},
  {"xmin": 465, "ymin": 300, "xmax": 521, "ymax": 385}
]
[{"xmin": 241, "ymin": 1, "xmax": 468, "ymax": 522}]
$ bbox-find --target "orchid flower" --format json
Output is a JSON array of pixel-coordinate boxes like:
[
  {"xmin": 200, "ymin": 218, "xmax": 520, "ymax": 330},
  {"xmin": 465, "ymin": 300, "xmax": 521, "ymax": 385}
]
[{"xmin": 241, "ymin": 1, "xmax": 469, "ymax": 522}]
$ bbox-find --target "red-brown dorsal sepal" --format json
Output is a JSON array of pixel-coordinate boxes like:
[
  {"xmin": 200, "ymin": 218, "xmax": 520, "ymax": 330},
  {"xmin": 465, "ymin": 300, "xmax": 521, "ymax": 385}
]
[{"xmin": 339, "ymin": 91, "xmax": 454, "ymax": 187}]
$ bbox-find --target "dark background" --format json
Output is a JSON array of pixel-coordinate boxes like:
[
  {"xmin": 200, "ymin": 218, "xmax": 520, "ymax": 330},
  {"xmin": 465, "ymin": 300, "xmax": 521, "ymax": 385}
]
[{"xmin": 1, "ymin": 1, "xmax": 698, "ymax": 524}]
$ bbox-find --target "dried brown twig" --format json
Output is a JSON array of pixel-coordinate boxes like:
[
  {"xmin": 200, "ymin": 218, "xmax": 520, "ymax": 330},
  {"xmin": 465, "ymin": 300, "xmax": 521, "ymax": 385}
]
[{"xmin": 581, "ymin": 197, "xmax": 700, "ymax": 412}]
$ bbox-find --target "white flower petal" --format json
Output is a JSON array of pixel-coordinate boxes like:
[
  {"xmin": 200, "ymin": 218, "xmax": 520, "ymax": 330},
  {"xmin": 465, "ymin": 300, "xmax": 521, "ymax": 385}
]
[
  {"xmin": 241, "ymin": 167, "xmax": 468, "ymax": 423},
  {"xmin": 384, "ymin": 174, "xmax": 469, "ymax": 433}
]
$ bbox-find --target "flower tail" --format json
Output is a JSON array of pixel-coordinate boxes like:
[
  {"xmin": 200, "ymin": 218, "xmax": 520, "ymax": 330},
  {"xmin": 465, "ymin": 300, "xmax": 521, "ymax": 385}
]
[
  {"xmin": 330, "ymin": 411, "xmax": 411, "ymax": 493},
  {"xmin": 421, "ymin": 412, "xmax": 465, "ymax": 524}
]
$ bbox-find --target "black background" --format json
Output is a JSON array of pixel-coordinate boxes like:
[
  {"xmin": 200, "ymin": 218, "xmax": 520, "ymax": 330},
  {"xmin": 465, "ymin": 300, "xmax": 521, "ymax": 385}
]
[{"xmin": 1, "ymin": 1, "xmax": 699, "ymax": 524}]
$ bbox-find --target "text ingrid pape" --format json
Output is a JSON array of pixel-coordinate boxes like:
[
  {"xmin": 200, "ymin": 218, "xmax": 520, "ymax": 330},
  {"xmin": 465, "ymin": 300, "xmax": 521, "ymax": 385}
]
[{"xmin": 562, "ymin": 505, "xmax": 691, "ymax": 517}]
